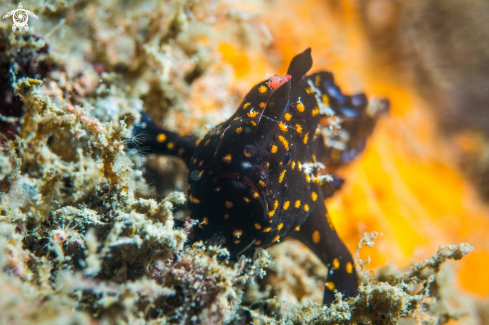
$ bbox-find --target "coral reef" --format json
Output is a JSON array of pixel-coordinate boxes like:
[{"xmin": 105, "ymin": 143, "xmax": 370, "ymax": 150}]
[
  {"xmin": 275, "ymin": 236, "xmax": 474, "ymax": 325},
  {"xmin": 0, "ymin": 1, "xmax": 272, "ymax": 323},
  {"xmin": 0, "ymin": 0, "xmax": 486, "ymax": 324},
  {"xmin": 241, "ymin": 235, "xmax": 478, "ymax": 325}
]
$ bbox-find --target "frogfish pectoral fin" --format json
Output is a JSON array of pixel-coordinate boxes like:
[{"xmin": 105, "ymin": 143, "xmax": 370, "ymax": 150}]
[{"xmin": 291, "ymin": 190, "xmax": 359, "ymax": 305}]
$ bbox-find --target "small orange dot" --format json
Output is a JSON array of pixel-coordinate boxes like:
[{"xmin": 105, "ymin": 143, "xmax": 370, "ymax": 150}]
[
  {"xmin": 223, "ymin": 154, "xmax": 232, "ymax": 163},
  {"xmin": 279, "ymin": 170, "xmax": 286, "ymax": 183},
  {"xmin": 247, "ymin": 109, "xmax": 259, "ymax": 118},
  {"xmin": 167, "ymin": 142, "xmax": 175, "ymax": 149},
  {"xmin": 326, "ymin": 213, "xmax": 335, "ymax": 230},
  {"xmin": 295, "ymin": 124, "xmax": 303, "ymax": 134},
  {"xmin": 236, "ymin": 127, "xmax": 243, "ymax": 134},
  {"xmin": 326, "ymin": 281, "xmax": 335, "ymax": 291},
  {"xmin": 278, "ymin": 135, "xmax": 289, "ymax": 151},
  {"xmin": 190, "ymin": 195, "xmax": 200, "ymax": 204},
  {"xmin": 314, "ymin": 76, "xmax": 320, "ymax": 86},
  {"xmin": 312, "ymin": 230, "xmax": 320, "ymax": 243},
  {"xmin": 296, "ymin": 102, "xmax": 305, "ymax": 112},
  {"xmin": 283, "ymin": 201, "xmax": 290, "ymax": 210},
  {"xmin": 225, "ymin": 201, "xmax": 233, "ymax": 208},
  {"xmin": 157, "ymin": 133, "xmax": 166, "ymax": 142},
  {"xmin": 271, "ymin": 145, "xmax": 278, "ymax": 153},
  {"xmin": 346, "ymin": 262, "xmax": 353, "ymax": 274},
  {"xmin": 258, "ymin": 85, "xmax": 267, "ymax": 93},
  {"xmin": 333, "ymin": 258, "xmax": 340, "ymax": 269},
  {"xmin": 279, "ymin": 121, "xmax": 288, "ymax": 132},
  {"xmin": 304, "ymin": 204, "xmax": 309, "ymax": 212},
  {"xmin": 311, "ymin": 192, "xmax": 318, "ymax": 201},
  {"xmin": 322, "ymin": 94, "xmax": 330, "ymax": 106}
]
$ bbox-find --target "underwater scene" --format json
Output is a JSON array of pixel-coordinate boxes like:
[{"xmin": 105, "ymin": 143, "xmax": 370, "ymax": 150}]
[{"xmin": 0, "ymin": 0, "xmax": 488, "ymax": 324}]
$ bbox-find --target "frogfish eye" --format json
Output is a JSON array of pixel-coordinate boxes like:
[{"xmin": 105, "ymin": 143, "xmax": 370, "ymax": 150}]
[{"xmin": 244, "ymin": 145, "xmax": 255, "ymax": 158}]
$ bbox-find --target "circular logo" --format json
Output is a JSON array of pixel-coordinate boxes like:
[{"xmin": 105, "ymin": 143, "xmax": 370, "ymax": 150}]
[{"xmin": 13, "ymin": 9, "xmax": 28, "ymax": 27}]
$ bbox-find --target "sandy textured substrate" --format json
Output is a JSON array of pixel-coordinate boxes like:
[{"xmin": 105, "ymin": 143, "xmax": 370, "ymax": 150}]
[{"xmin": 0, "ymin": 0, "xmax": 488, "ymax": 324}]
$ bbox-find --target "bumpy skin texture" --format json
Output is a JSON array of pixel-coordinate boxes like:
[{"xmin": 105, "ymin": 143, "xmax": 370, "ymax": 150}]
[{"xmin": 133, "ymin": 49, "xmax": 388, "ymax": 304}]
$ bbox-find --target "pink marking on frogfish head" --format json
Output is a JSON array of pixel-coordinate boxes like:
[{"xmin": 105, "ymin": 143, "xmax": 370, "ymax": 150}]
[{"xmin": 266, "ymin": 74, "xmax": 292, "ymax": 90}]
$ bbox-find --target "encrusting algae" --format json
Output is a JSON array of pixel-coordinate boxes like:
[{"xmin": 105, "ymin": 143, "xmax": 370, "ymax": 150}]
[{"xmin": 0, "ymin": 0, "xmax": 487, "ymax": 324}]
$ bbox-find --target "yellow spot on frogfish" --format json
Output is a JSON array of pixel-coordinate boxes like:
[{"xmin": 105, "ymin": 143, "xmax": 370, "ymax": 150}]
[
  {"xmin": 157, "ymin": 133, "xmax": 166, "ymax": 142},
  {"xmin": 326, "ymin": 281, "xmax": 335, "ymax": 291},
  {"xmin": 283, "ymin": 201, "xmax": 290, "ymax": 210},
  {"xmin": 312, "ymin": 230, "xmax": 320, "ymax": 244}
]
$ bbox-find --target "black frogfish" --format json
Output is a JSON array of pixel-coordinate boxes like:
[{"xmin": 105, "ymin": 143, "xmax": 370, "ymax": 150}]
[{"xmin": 133, "ymin": 48, "xmax": 388, "ymax": 304}]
